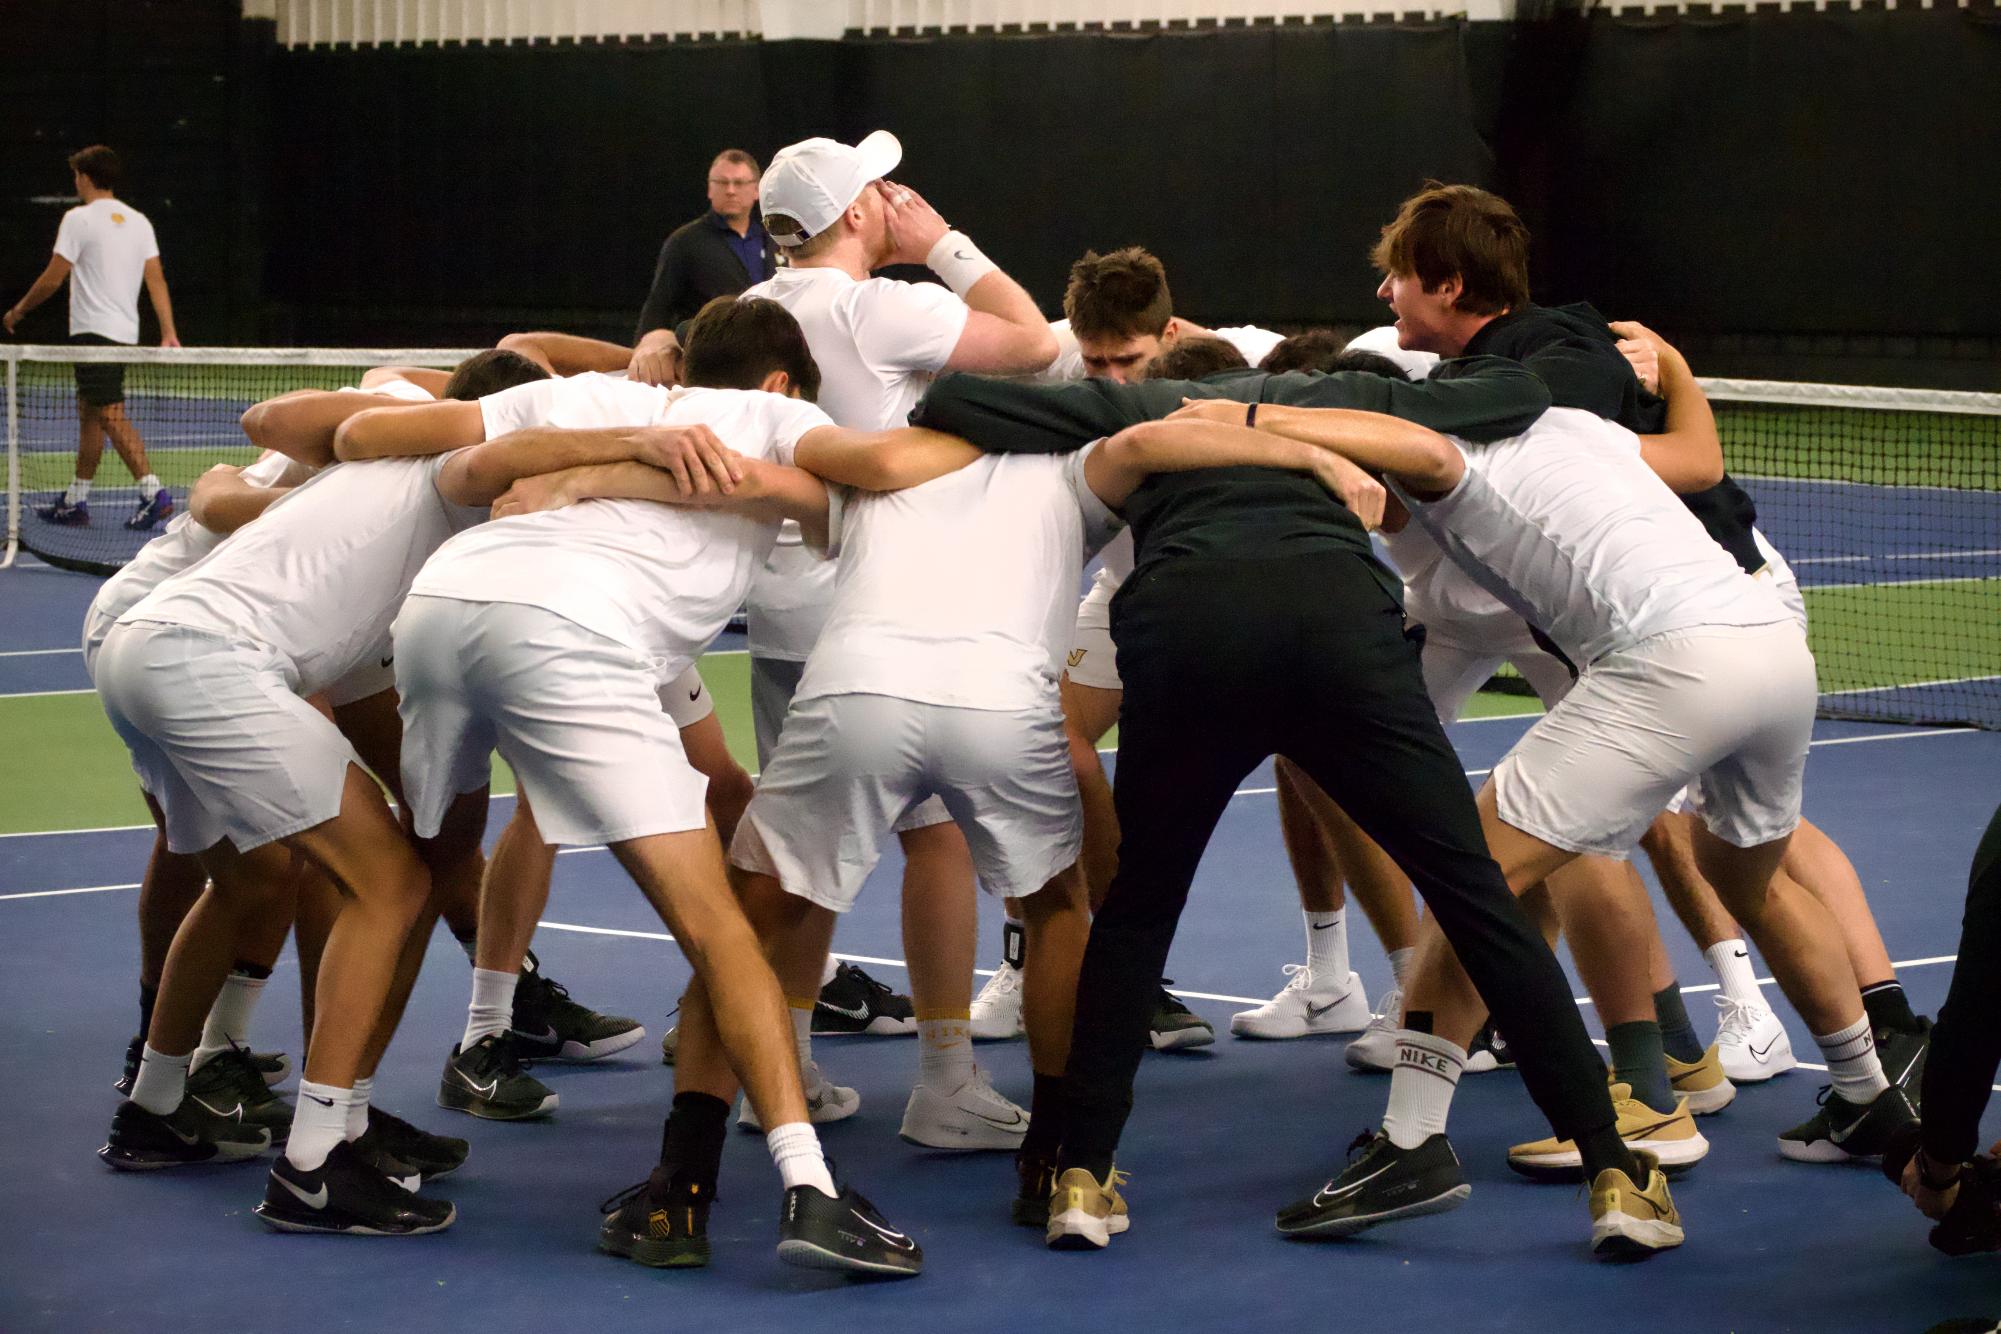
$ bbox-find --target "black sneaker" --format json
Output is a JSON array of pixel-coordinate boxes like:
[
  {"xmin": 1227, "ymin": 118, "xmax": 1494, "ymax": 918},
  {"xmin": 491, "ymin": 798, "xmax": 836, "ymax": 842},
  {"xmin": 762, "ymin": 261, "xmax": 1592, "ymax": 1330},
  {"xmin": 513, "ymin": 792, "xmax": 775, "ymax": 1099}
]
[
  {"xmin": 255, "ymin": 1140, "xmax": 456, "ymax": 1235},
  {"xmin": 812, "ymin": 962, "xmax": 918, "ymax": 1036},
  {"xmin": 99, "ymin": 1096, "xmax": 272, "ymax": 1170},
  {"xmin": 115, "ymin": 1033, "xmax": 143, "ymax": 1095},
  {"xmin": 438, "ymin": 1033, "xmax": 558, "ymax": 1120},
  {"xmin": 251, "ymin": 1050, "xmax": 291, "ymax": 1087},
  {"xmin": 1149, "ymin": 982, "xmax": 1215, "ymax": 1052},
  {"xmin": 1275, "ymin": 1131, "xmax": 1471, "ymax": 1238},
  {"xmin": 1012, "ymin": 1153, "xmax": 1057, "ymax": 1227},
  {"xmin": 777, "ymin": 1182, "xmax": 923, "ymax": 1278},
  {"xmin": 186, "ymin": 1046, "xmax": 294, "ymax": 1145},
  {"xmin": 124, "ymin": 489, "xmax": 175, "ymax": 531},
  {"xmin": 360, "ymin": 1106, "xmax": 469, "ymax": 1181},
  {"xmin": 1466, "ymin": 1022, "xmax": 1515, "ymax": 1073},
  {"xmin": 511, "ymin": 959, "xmax": 646, "ymax": 1063},
  {"xmin": 1778, "ymin": 1083, "xmax": 1918, "ymax": 1163},
  {"xmin": 598, "ymin": 1168, "xmax": 712, "ymax": 1268},
  {"xmin": 1878, "ymin": 1018, "xmax": 1932, "ymax": 1111}
]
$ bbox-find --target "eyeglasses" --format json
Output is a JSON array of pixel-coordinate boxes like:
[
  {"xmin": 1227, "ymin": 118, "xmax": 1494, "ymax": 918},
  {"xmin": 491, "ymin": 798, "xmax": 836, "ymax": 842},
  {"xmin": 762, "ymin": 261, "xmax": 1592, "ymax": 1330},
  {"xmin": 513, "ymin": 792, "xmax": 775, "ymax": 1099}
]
[{"xmin": 708, "ymin": 178, "xmax": 756, "ymax": 189}]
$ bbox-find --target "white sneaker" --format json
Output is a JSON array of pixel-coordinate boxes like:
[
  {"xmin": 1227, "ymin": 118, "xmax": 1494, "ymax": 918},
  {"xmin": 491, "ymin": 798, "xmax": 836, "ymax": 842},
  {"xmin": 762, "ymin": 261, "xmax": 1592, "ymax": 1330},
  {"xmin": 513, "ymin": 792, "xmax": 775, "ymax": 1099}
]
[
  {"xmin": 899, "ymin": 1067, "xmax": 1029, "ymax": 1151},
  {"xmin": 1230, "ymin": 965, "xmax": 1371, "ymax": 1039},
  {"xmin": 1344, "ymin": 983, "xmax": 1403, "ymax": 1072},
  {"xmin": 736, "ymin": 1060, "xmax": 861, "ymax": 1131},
  {"xmin": 970, "ymin": 966, "xmax": 1025, "ymax": 1041},
  {"xmin": 1713, "ymin": 994, "xmax": 1797, "ymax": 1083}
]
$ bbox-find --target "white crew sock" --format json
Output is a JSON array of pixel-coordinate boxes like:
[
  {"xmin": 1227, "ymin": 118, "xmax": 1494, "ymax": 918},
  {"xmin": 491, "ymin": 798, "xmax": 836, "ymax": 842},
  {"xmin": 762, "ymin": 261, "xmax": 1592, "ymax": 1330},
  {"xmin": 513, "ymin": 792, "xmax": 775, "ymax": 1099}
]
[
  {"xmin": 130, "ymin": 1044, "xmax": 192, "ymax": 1116},
  {"xmin": 917, "ymin": 1013, "xmax": 975, "ymax": 1092},
  {"xmin": 347, "ymin": 1076, "xmax": 374, "ymax": 1139},
  {"xmin": 1304, "ymin": 909, "xmax": 1350, "ymax": 981},
  {"xmin": 136, "ymin": 472, "xmax": 163, "ymax": 497},
  {"xmin": 192, "ymin": 968, "xmax": 268, "ymax": 1071},
  {"xmin": 65, "ymin": 476, "xmax": 93, "ymax": 505},
  {"xmin": 1382, "ymin": 1031, "xmax": 1467, "ymax": 1150},
  {"xmin": 288, "ymin": 1080, "xmax": 359, "ymax": 1171},
  {"xmin": 1814, "ymin": 1014, "xmax": 1891, "ymax": 1104},
  {"xmin": 1387, "ymin": 947, "xmax": 1416, "ymax": 989},
  {"xmin": 462, "ymin": 967, "xmax": 518, "ymax": 1051},
  {"xmin": 1704, "ymin": 939, "xmax": 1765, "ymax": 1007},
  {"xmin": 821, "ymin": 954, "xmax": 840, "ymax": 988},
  {"xmin": 766, "ymin": 1121, "xmax": 837, "ymax": 1197}
]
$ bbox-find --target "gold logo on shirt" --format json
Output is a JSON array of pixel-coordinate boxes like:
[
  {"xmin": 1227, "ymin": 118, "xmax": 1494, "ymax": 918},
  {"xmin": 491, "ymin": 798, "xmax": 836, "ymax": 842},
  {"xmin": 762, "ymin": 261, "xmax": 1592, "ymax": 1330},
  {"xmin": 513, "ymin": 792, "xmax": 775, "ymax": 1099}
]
[
  {"xmin": 111, "ymin": 212, "xmax": 127, "ymax": 224},
  {"xmin": 1067, "ymin": 648, "xmax": 1088, "ymax": 668}
]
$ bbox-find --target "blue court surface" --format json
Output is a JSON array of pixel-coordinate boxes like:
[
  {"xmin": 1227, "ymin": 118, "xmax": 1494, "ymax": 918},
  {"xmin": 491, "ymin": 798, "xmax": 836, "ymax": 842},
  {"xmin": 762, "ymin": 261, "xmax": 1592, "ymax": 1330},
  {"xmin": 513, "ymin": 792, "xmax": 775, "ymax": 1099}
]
[{"xmin": 2, "ymin": 558, "xmax": 1998, "ymax": 1333}]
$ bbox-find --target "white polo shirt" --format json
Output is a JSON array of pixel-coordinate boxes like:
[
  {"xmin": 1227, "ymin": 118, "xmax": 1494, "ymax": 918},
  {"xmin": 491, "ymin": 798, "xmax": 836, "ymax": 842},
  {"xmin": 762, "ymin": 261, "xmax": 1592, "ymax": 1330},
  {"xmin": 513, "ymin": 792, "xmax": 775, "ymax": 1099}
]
[
  {"xmin": 739, "ymin": 264, "xmax": 971, "ymax": 662},
  {"xmin": 798, "ymin": 445, "xmax": 1121, "ymax": 712},
  {"xmin": 1402, "ymin": 408, "xmax": 1789, "ymax": 666},
  {"xmin": 414, "ymin": 385, "xmax": 834, "ymax": 684},
  {"xmin": 54, "ymin": 198, "xmax": 159, "ymax": 344}
]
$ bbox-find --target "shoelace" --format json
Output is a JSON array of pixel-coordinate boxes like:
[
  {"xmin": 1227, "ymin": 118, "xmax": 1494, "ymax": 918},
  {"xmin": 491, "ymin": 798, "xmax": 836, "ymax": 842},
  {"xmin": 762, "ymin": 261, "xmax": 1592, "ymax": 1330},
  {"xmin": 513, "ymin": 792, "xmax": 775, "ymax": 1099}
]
[
  {"xmin": 212, "ymin": 1040, "xmax": 269, "ymax": 1100},
  {"xmin": 598, "ymin": 1178, "xmax": 653, "ymax": 1216},
  {"xmin": 1713, "ymin": 994, "xmax": 1765, "ymax": 1045},
  {"xmin": 843, "ymin": 963, "xmax": 899, "ymax": 1007},
  {"xmin": 977, "ymin": 966, "xmax": 1022, "ymax": 999},
  {"xmin": 1278, "ymin": 963, "xmax": 1315, "ymax": 993},
  {"xmin": 1345, "ymin": 1129, "xmax": 1379, "ymax": 1163},
  {"xmin": 1367, "ymin": 986, "xmax": 1404, "ymax": 1026}
]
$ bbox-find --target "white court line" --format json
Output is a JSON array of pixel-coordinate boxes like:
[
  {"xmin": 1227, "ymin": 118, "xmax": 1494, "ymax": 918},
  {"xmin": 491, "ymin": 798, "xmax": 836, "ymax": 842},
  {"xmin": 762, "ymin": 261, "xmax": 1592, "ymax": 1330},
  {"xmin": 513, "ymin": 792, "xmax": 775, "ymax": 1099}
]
[
  {"xmin": 1794, "ymin": 546, "xmax": 2001, "ymax": 566},
  {"xmin": 0, "ymin": 647, "xmax": 80, "ymax": 658}
]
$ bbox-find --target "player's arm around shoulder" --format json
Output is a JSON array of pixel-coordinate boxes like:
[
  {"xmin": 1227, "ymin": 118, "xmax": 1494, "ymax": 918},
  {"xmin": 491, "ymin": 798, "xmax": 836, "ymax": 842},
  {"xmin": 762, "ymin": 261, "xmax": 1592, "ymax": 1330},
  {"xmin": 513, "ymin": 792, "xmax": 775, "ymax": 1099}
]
[
  {"xmin": 792, "ymin": 424, "xmax": 980, "ymax": 493},
  {"xmin": 326, "ymin": 397, "xmax": 486, "ymax": 464},
  {"xmin": 436, "ymin": 421, "xmax": 736, "ymax": 509},
  {"xmin": 188, "ymin": 465, "xmax": 295, "ymax": 534},
  {"xmin": 1611, "ymin": 321, "xmax": 1723, "ymax": 494}
]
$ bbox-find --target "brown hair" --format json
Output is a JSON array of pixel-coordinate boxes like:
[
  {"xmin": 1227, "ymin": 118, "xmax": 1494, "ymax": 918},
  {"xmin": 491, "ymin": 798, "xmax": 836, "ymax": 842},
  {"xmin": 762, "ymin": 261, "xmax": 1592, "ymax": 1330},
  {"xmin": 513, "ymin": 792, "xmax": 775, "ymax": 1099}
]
[
  {"xmin": 682, "ymin": 296, "xmax": 822, "ymax": 402},
  {"xmin": 1063, "ymin": 247, "xmax": 1174, "ymax": 342},
  {"xmin": 1369, "ymin": 182, "xmax": 1529, "ymax": 316},
  {"xmin": 1259, "ymin": 329, "xmax": 1349, "ymax": 374},
  {"xmin": 1145, "ymin": 336, "xmax": 1248, "ymax": 382},
  {"xmin": 69, "ymin": 145, "xmax": 122, "ymax": 192},
  {"xmin": 712, "ymin": 149, "xmax": 761, "ymax": 177},
  {"xmin": 443, "ymin": 349, "xmax": 551, "ymax": 401},
  {"xmin": 765, "ymin": 211, "xmax": 841, "ymax": 261}
]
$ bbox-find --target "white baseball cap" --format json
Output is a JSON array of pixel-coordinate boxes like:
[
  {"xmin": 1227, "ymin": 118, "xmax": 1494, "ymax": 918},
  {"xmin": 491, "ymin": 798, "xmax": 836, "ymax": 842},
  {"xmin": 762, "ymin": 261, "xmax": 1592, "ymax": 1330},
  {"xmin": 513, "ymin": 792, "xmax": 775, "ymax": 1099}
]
[{"xmin": 760, "ymin": 130, "xmax": 903, "ymax": 247}]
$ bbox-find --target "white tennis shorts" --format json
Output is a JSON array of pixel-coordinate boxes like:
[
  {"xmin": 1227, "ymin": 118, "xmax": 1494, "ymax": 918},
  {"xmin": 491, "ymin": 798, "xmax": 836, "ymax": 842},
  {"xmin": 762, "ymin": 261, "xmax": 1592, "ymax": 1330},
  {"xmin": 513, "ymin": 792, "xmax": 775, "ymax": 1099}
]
[
  {"xmin": 1492, "ymin": 621, "xmax": 1816, "ymax": 858},
  {"xmin": 94, "ymin": 621, "xmax": 361, "ymax": 854},
  {"xmin": 394, "ymin": 595, "xmax": 709, "ymax": 847},
  {"xmin": 1417, "ymin": 610, "xmax": 1577, "ymax": 724},
  {"xmin": 731, "ymin": 692, "xmax": 1082, "ymax": 913},
  {"xmin": 1063, "ymin": 585, "xmax": 1121, "ymax": 692}
]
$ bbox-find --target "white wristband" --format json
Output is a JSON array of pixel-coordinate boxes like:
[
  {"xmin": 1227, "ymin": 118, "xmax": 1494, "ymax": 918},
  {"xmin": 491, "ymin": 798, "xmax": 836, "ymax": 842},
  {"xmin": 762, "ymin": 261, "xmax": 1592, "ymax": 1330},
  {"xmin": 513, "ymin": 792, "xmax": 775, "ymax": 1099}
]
[{"xmin": 926, "ymin": 230, "xmax": 1000, "ymax": 297}]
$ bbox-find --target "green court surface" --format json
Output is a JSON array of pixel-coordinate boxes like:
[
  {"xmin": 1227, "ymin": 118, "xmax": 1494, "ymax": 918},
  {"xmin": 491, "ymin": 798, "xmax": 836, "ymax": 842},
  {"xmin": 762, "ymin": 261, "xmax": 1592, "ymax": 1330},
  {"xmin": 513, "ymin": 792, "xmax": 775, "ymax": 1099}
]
[
  {"xmin": 0, "ymin": 655, "xmax": 1542, "ymax": 838},
  {"xmin": 1805, "ymin": 579, "xmax": 2001, "ymax": 694}
]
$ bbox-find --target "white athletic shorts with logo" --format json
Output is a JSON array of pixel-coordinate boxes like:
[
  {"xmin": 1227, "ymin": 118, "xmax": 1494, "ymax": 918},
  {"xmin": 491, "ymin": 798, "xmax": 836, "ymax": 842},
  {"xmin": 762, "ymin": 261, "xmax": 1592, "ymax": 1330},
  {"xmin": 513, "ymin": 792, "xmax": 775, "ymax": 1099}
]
[
  {"xmin": 94, "ymin": 621, "xmax": 363, "ymax": 854},
  {"xmin": 1416, "ymin": 609, "xmax": 1577, "ymax": 724},
  {"xmin": 1751, "ymin": 527, "xmax": 1808, "ymax": 631},
  {"xmin": 1064, "ymin": 583, "xmax": 1121, "ymax": 692},
  {"xmin": 731, "ymin": 693, "xmax": 1082, "ymax": 913},
  {"xmin": 1492, "ymin": 621, "xmax": 1816, "ymax": 859},
  {"xmin": 394, "ymin": 595, "xmax": 709, "ymax": 847}
]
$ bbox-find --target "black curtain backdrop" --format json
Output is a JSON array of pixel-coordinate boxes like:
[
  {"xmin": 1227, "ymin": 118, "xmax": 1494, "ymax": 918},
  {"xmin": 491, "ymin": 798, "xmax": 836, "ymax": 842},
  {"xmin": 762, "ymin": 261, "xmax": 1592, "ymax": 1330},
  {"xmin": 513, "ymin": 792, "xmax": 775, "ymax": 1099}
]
[{"xmin": 4, "ymin": 3, "xmax": 1997, "ymax": 386}]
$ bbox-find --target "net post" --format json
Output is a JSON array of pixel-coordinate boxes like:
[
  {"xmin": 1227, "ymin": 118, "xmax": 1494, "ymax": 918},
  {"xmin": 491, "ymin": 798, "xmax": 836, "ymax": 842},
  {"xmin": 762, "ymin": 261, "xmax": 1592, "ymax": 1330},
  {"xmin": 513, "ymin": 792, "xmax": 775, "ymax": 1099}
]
[{"xmin": 3, "ymin": 353, "xmax": 18, "ymax": 569}]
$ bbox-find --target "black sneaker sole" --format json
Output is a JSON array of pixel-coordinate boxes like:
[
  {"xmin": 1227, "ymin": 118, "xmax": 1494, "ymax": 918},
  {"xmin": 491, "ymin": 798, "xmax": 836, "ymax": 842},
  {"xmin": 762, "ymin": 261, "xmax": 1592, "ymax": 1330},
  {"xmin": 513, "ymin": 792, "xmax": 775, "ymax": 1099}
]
[
  {"xmin": 511, "ymin": 1028, "xmax": 647, "ymax": 1063},
  {"xmin": 254, "ymin": 1201, "xmax": 457, "ymax": 1236},
  {"xmin": 775, "ymin": 1237, "xmax": 922, "ymax": 1278},
  {"xmin": 812, "ymin": 1015, "xmax": 919, "ymax": 1037},
  {"xmin": 98, "ymin": 1136, "xmax": 269, "ymax": 1171},
  {"xmin": 437, "ymin": 1083, "xmax": 557, "ymax": 1121},
  {"xmin": 598, "ymin": 1222, "xmax": 710, "ymax": 1268},
  {"xmin": 1276, "ymin": 1183, "xmax": 1471, "ymax": 1238}
]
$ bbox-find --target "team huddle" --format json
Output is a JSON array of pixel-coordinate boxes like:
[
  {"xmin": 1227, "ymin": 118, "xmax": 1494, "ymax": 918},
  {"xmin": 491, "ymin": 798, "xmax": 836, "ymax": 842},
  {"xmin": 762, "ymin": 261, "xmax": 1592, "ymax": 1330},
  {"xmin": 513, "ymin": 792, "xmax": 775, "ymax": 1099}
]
[{"xmin": 86, "ymin": 132, "xmax": 1934, "ymax": 1277}]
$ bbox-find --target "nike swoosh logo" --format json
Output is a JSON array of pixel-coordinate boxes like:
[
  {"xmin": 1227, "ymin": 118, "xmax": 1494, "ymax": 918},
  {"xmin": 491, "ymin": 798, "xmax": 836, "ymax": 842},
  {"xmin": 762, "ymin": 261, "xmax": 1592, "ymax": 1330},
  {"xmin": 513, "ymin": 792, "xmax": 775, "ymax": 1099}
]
[
  {"xmin": 953, "ymin": 250, "xmax": 974, "ymax": 262},
  {"xmin": 192, "ymin": 1095, "xmax": 244, "ymax": 1121},
  {"xmin": 1750, "ymin": 1035, "xmax": 1779, "ymax": 1060},
  {"xmin": 688, "ymin": 687, "xmax": 701, "ymax": 700},
  {"xmin": 968, "ymin": 1107, "xmax": 1026, "ymax": 1131},
  {"xmin": 818, "ymin": 1001, "xmax": 871, "ymax": 1021},
  {"xmin": 1888, "ymin": 1047, "xmax": 1924, "ymax": 1086},
  {"xmin": 516, "ymin": 1026, "xmax": 559, "ymax": 1045},
  {"xmin": 379, "ymin": 657, "xmax": 393, "ymax": 669},
  {"xmin": 1313, "ymin": 1161, "xmax": 1392, "ymax": 1206},
  {"xmin": 462, "ymin": 1074, "xmax": 500, "ymax": 1097},
  {"xmin": 280, "ymin": 1176, "xmax": 330, "ymax": 1210},
  {"xmin": 303, "ymin": 1094, "xmax": 336, "ymax": 1108},
  {"xmin": 1306, "ymin": 1000, "xmax": 1344, "ymax": 1019},
  {"xmin": 1310, "ymin": 922, "xmax": 1337, "ymax": 931},
  {"xmin": 851, "ymin": 1209, "xmax": 917, "ymax": 1250},
  {"xmin": 166, "ymin": 1123, "xmax": 200, "ymax": 1146},
  {"xmin": 1623, "ymin": 1117, "xmax": 1682, "ymax": 1139}
]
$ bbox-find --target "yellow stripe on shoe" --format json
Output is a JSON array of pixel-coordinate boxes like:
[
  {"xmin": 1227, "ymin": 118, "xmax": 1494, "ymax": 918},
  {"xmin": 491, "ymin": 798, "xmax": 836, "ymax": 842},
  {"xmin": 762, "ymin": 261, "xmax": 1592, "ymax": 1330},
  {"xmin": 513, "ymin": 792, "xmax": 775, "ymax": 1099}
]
[
  {"xmin": 1507, "ymin": 1083, "xmax": 1709, "ymax": 1181},
  {"xmin": 1666, "ymin": 1045, "xmax": 1736, "ymax": 1116}
]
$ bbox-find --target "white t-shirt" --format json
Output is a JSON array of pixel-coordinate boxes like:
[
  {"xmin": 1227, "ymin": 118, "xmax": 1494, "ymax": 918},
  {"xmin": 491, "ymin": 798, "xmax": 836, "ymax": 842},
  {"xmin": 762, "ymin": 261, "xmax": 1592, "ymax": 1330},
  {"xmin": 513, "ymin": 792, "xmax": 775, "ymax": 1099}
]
[
  {"xmin": 121, "ymin": 453, "xmax": 486, "ymax": 697},
  {"xmin": 1403, "ymin": 408, "xmax": 1789, "ymax": 666},
  {"xmin": 53, "ymin": 198, "xmax": 159, "ymax": 344},
  {"xmin": 739, "ymin": 264, "xmax": 972, "ymax": 661},
  {"xmin": 91, "ymin": 452, "xmax": 312, "ymax": 630},
  {"xmin": 344, "ymin": 378, "xmax": 437, "ymax": 405},
  {"xmin": 477, "ymin": 370, "xmax": 666, "ymax": 438},
  {"xmin": 413, "ymin": 387, "xmax": 834, "ymax": 683},
  {"xmin": 798, "ymin": 445, "xmax": 1122, "ymax": 712}
]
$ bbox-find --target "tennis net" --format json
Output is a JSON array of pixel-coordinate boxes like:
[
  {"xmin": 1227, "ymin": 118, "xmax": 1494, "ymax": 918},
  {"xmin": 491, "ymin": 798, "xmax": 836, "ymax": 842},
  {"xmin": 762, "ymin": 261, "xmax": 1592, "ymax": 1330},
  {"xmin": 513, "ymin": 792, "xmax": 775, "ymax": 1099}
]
[{"xmin": 4, "ymin": 346, "xmax": 1997, "ymax": 728}]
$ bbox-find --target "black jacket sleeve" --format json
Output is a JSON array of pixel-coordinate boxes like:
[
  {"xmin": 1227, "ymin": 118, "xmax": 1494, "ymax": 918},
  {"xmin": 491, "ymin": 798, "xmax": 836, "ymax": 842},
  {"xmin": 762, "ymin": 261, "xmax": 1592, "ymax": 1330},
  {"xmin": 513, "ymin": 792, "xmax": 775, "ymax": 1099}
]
[
  {"xmin": 911, "ymin": 374, "xmax": 1153, "ymax": 455},
  {"xmin": 1923, "ymin": 801, "xmax": 2001, "ymax": 1164},
  {"xmin": 1263, "ymin": 356, "xmax": 1551, "ymax": 442},
  {"xmin": 635, "ymin": 231, "xmax": 692, "ymax": 341}
]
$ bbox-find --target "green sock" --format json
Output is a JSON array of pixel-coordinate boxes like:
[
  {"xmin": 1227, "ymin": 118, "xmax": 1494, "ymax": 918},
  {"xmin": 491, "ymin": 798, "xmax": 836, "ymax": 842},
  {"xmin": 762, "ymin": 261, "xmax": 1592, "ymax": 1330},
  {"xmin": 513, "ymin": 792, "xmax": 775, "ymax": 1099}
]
[
  {"xmin": 1607, "ymin": 1020, "xmax": 1675, "ymax": 1111},
  {"xmin": 1653, "ymin": 983, "xmax": 1705, "ymax": 1064}
]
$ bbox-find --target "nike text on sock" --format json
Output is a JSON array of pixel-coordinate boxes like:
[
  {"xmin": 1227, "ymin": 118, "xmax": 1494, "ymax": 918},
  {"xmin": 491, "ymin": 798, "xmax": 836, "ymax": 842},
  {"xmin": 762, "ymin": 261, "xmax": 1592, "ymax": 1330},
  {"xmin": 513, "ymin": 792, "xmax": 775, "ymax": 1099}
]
[
  {"xmin": 1704, "ymin": 939, "xmax": 1764, "ymax": 1007},
  {"xmin": 1814, "ymin": 1014, "xmax": 1891, "ymax": 1103},
  {"xmin": 1387, "ymin": 947, "xmax": 1416, "ymax": 990},
  {"xmin": 131, "ymin": 1044, "xmax": 193, "ymax": 1116},
  {"xmin": 462, "ymin": 967, "xmax": 519, "ymax": 1052},
  {"xmin": 1304, "ymin": 908, "xmax": 1349, "ymax": 980},
  {"xmin": 765, "ymin": 1120, "xmax": 837, "ymax": 1197},
  {"xmin": 193, "ymin": 968, "xmax": 269, "ymax": 1071},
  {"xmin": 287, "ymin": 1080, "xmax": 358, "ymax": 1171},
  {"xmin": 347, "ymin": 1077, "xmax": 373, "ymax": 1140},
  {"xmin": 917, "ymin": 1012, "xmax": 975, "ymax": 1092},
  {"xmin": 1383, "ymin": 1031, "xmax": 1466, "ymax": 1150}
]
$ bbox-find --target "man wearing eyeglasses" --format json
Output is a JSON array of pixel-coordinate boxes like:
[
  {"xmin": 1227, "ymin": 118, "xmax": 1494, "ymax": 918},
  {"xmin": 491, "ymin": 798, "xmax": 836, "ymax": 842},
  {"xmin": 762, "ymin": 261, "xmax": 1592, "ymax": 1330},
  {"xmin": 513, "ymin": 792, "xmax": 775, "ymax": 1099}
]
[{"xmin": 630, "ymin": 150, "xmax": 778, "ymax": 384}]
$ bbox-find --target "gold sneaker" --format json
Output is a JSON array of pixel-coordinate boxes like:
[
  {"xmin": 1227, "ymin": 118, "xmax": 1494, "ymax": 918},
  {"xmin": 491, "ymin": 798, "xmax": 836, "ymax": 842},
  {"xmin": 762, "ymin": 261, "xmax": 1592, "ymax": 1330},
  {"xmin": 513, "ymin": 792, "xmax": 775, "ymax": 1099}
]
[
  {"xmin": 1666, "ymin": 1044, "xmax": 1736, "ymax": 1115},
  {"xmin": 1046, "ymin": 1166, "xmax": 1130, "ymax": 1250},
  {"xmin": 1589, "ymin": 1147, "xmax": 1684, "ymax": 1257},
  {"xmin": 1507, "ymin": 1083, "xmax": 1709, "ymax": 1180}
]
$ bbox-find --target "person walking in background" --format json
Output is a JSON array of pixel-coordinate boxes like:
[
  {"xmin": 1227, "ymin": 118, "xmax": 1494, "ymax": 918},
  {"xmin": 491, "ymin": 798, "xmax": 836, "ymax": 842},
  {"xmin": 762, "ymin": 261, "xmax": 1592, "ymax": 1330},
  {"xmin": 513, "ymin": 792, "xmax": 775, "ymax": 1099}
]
[
  {"xmin": 629, "ymin": 149, "xmax": 778, "ymax": 385},
  {"xmin": 4, "ymin": 144, "xmax": 180, "ymax": 530}
]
